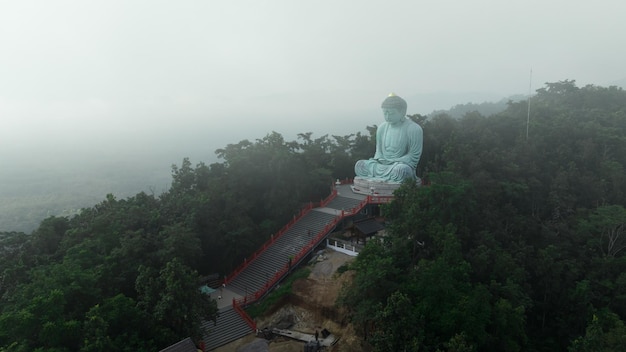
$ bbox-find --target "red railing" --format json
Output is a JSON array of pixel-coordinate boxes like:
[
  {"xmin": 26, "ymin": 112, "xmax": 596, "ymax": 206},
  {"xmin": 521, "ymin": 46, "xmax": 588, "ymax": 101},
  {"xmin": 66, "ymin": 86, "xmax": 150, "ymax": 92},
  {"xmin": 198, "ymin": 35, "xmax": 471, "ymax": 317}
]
[
  {"xmin": 367, "ymin": 195, "xmax": 395, "ymax": 204},
  {"xmin": 229, "ymin": 184, "xmax": 395, "ymax": 328},
  {"xmin": 231, "ymin": 215, "xmax": 345, "ymax": 326},
  {"xmin": 233, "ymin": 298, "xmax": 257, "ymax": 331},
  {"xmin": 224, "ymin": 188, "xmax": 338, "ymax": 284}
]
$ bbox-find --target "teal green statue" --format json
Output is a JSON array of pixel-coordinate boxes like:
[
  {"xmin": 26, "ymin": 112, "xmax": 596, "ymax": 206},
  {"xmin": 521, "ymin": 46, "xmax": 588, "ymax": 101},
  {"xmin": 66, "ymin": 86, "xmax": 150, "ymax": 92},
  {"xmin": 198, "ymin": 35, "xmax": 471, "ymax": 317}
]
[{"xmin": 354, "ymin": 93, "xmax": 423, "ymax": 183}]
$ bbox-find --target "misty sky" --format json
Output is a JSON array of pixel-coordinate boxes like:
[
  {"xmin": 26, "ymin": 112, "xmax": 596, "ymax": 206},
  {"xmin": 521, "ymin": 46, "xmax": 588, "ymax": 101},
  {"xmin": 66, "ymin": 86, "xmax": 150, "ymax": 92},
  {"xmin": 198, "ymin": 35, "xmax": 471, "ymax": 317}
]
[{"xmin": 1, "ymin": 0, "xmax": 625, "ymax": 165}]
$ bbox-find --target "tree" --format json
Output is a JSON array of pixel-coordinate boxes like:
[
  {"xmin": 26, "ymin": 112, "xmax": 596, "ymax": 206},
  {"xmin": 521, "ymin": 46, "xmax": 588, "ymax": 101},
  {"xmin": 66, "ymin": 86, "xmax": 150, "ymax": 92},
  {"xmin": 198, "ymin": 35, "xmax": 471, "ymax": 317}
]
[
  {"xmin": 0, "ymin": 289, "xmax": 80, "ymax": 351},
  {"xmin": 30, "ymin": 216, "xmax": 69, "ymax": 258},
  {"xmin": 569, "ymin": 309, "xmax": 626, "ymax": 352},
  {"xmin": 579, "ymin": 205, "xmax": 626, "ymax": 258},
  {"xmin": 338, "ymin": 240, "xmax": 401, "ymax": 341},
  {"xmin": 369, "ymin": 291, "xmax": 421, "ymax": 351},
  {"xmin": 81, "ymin": 294, "xmax": 158, "ymax": 352},
  {"xmin": 135, "ymin": 258, "xmax": 217, "ymax": 344}
]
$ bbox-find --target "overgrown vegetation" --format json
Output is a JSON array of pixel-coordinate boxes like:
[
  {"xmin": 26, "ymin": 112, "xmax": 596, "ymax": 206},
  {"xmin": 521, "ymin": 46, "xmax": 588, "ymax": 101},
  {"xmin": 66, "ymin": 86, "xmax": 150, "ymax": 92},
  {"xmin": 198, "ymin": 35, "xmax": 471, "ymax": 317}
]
[
  {"xmin": 0, "ymin": 131, "xmax": 375, "ymax": 351},
  {"xmin": 1, "ymin": 80, "xmax": 625, "ymax": 351},
  {"xmin": 245, "ymin": 268, "xmax": 311, "ymax": 319},
  {"xmin": 338, "ymin": 80, "xmax": 626, "ymax": 351},
  {"xmin": 335, "ymin": 263, "xmax": 350, "ymax": 275}
]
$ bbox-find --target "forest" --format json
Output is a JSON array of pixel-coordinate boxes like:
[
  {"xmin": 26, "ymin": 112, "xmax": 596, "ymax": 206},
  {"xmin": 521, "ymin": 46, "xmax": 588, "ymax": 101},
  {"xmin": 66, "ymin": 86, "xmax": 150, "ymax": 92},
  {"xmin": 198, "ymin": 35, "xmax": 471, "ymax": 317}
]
[{"xmin": 1, "ymin": 80, "xmax": 626, "ymax": 351}]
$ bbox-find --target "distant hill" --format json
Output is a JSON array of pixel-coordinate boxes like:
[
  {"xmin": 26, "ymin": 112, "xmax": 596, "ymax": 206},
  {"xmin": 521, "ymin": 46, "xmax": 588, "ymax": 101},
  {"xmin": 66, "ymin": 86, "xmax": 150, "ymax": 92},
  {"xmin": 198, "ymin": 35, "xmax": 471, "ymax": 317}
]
[
  {"xmin": 609, "ymin": 77, "xmax": 626, "ymax": 89},
  {"xmin": 0, "ymin": 89, "xmax": 543, "ymax": 234},
  {"xmin": 428, "ymin": 94, "xmax": 526, "ymax": 119},
  {"xmin": 0, "ymin": 152, "xmax": 173, "ymax": 234}
]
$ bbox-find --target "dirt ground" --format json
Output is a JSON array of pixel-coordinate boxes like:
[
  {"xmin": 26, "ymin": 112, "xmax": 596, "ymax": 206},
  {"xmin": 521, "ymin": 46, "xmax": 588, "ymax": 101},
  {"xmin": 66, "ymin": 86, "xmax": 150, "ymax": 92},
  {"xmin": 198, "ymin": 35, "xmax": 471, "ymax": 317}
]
[{"xmin": 213, "ymin": 249, "xmax": 368, "ymax": 352}]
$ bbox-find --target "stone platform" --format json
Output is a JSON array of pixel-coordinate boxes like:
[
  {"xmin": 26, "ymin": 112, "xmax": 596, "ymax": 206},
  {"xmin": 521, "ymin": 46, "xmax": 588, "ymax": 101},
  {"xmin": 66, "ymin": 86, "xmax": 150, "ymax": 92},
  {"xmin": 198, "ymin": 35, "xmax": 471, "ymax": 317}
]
[
  {"xmin": 272, "ymin": 328, "xmax": 338, "ymax": 347},
  {"xmin": 350, "ymin": 176, "xmax": 421, "ymax": 196}
]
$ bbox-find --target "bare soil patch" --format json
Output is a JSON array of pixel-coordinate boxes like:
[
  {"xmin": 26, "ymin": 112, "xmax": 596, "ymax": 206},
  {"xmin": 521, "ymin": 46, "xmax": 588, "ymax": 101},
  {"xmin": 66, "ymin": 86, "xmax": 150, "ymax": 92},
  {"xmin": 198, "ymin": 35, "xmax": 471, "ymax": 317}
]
[{"xmin": 214, "ymin": 249, "xmax": 368, "ymax": 352}]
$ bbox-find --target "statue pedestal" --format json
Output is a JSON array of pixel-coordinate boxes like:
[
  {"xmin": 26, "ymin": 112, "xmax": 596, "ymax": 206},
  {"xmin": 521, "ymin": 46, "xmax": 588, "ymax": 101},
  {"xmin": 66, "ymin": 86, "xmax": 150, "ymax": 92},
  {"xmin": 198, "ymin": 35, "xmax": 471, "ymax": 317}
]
[{"xmin": 350, "ymin": 176, "xmax": 421, "ymax": 196}]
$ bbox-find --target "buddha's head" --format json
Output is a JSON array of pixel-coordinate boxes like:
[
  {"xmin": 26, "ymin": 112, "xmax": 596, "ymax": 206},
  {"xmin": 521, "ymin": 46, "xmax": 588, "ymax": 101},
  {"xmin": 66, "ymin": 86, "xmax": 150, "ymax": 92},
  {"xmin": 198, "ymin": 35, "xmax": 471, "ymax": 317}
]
[{"xmin": 381, "ymin": 93, "xmax": 407, "ymax": 124}]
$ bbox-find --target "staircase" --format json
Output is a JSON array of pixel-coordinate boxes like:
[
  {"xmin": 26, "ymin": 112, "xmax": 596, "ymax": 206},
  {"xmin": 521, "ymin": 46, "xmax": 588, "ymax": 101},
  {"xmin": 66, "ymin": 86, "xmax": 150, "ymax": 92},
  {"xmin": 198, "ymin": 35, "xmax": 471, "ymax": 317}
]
[
  {"xmin": 201, "ymin": 184, "xmax": 379, "ymax": 350},
  {"xmin": 202, "ymin": 307, "xmax": 253, "ymax": 351},
  {"xmin": 227, "ymin": 210, "xmax": 337, "ymax": 296}
]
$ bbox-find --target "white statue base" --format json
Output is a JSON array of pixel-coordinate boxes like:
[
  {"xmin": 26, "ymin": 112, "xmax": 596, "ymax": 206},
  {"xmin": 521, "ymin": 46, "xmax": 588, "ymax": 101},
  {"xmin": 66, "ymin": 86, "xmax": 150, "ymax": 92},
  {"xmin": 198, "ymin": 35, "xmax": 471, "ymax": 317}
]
[{"xmin": 351, "ymin": 176, "xmax": 421, "ymax": 196}]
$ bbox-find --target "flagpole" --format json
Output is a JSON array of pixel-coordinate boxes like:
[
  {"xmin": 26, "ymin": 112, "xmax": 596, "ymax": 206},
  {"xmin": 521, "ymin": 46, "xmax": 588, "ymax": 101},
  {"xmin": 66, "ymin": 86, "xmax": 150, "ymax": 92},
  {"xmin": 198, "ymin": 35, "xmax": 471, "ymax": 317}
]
[{"xmin": 526, "ymin": 68, "xmax": 533, "ymax": 140}]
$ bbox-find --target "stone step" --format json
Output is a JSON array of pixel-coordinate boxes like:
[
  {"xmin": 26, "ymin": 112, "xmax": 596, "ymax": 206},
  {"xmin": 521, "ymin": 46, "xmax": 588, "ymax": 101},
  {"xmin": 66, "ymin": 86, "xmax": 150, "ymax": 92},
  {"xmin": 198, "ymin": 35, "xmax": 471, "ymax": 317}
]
[
  {"xmin": 202, "ymin": 186, "xmax": 369, "ymax": 349},
  {"xmin": 202, "ymin": 307, "xmax": 253, "ymax": 351}
]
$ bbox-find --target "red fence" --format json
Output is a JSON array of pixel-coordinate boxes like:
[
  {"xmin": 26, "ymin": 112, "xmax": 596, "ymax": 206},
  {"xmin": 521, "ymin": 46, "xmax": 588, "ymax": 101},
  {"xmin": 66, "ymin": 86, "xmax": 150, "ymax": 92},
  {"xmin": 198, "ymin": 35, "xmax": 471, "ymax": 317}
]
[
  {"xmin": 233, "ymin": 298, "xmax": 257, "ymax": 331},
  {"xmin": 231, "ymin": 213, "xmax": 345, "ymax": 330},
  {"xmin": 224, "ymin": 188, "xmax": 338, "ymax": 284},
  {"xmin": 228, "ymin": 185, "xmax": 394, "ymax": 329}
]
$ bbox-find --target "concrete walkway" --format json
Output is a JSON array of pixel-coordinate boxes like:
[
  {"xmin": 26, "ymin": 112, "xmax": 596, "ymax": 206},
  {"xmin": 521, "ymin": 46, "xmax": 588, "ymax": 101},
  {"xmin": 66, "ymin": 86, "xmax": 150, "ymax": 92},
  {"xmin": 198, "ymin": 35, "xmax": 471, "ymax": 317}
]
[
  {"xmin": 272, "ymin": 328, "xmax": 338, "ymax": 347},
  {"xmin": 206, "ymin": 286, "xmax": 244, "ymax": 309},
  {"xmin": 313, "ymin": 207, "xmax": 346, "ymax": 216}
]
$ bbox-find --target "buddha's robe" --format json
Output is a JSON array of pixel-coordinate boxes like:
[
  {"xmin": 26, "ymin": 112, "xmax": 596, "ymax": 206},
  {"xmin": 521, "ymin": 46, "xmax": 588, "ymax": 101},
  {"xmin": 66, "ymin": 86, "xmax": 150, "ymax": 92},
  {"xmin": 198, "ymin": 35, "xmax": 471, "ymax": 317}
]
[{"xmin": 355, "ymin": 119, "xmax": 423, "ymax": 182}]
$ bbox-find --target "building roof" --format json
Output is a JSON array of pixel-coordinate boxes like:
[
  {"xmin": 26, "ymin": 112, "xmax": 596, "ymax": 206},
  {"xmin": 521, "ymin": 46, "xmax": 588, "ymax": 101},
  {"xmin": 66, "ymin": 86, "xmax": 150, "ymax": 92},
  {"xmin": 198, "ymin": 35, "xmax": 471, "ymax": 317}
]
[
  {"xmin": 200, "ymin": 285, "xmax": 216, "ymax": 295},
  {"xmin": 354, "ymin": 219, "xmax": 384, "ymax": 236},
  {"xmin": 159, "ymin": 337, "xmax": 199, "ymax": 352}
]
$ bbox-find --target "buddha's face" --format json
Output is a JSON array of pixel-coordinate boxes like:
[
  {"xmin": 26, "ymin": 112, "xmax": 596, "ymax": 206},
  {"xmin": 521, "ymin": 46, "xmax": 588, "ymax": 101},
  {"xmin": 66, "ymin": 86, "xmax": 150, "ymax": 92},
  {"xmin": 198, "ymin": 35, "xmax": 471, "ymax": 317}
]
[{"xmin": 383, "ymin": 108, "xmax": 404, "ymax": 124}]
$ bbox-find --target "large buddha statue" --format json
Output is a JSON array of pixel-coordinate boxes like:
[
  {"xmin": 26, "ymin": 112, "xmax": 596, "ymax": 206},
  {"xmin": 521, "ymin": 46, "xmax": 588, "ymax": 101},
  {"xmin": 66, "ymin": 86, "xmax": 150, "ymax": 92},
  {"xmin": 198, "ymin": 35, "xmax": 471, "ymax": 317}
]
[{"xmin": 353, "ymin": 94, "xmax": 422, "ymax": 194}]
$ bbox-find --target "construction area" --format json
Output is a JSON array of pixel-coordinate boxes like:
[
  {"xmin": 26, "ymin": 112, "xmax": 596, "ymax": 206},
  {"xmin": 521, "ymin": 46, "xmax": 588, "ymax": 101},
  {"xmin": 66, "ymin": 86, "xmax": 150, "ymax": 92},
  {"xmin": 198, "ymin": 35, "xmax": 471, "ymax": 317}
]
[{"xmin": 212, "ymin": 248, "xmax": 369, "ymax": 352}]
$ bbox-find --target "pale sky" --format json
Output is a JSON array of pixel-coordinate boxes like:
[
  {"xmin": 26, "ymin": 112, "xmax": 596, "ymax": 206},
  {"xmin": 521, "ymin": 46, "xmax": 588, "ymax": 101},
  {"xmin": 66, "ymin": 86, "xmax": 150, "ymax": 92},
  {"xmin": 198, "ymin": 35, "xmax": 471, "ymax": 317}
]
[{"xmin": 1, "ymin": 0, "xmax": 625, "ymax": 164}]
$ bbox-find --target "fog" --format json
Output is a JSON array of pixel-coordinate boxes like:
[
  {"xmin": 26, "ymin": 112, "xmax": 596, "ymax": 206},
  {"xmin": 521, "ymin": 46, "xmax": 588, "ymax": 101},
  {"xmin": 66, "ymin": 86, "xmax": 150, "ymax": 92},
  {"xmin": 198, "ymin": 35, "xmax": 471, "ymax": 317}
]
[{"xmin": 1, "ymin": 0, "xmax": 625, "ymax": 232}]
